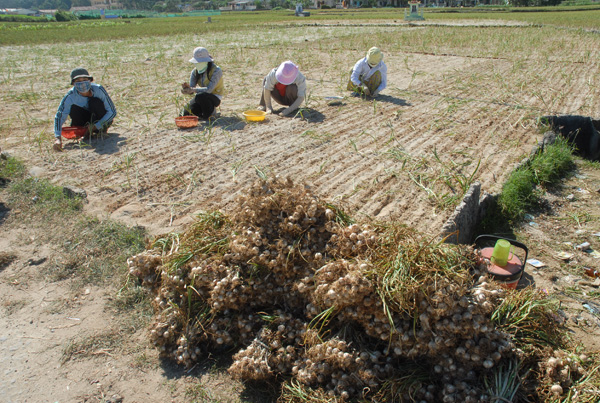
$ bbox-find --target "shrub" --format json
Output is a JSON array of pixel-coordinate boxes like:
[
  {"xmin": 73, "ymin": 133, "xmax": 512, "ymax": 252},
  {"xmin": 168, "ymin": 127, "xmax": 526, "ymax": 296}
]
[{"xmin": 55, "ymin": 10, "xmax": 78, "ymax": 21}]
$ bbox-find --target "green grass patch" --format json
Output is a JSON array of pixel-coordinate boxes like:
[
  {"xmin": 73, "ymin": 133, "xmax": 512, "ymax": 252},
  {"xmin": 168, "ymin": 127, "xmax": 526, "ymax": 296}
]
[
  {"xmin": 499, "ymin": 168, "xmax": 539, "ymax": 223},
  {"xmin": 531, "ymin": 138, "xmax": 575, "ymax": 185},
  {"xmin": 578, "ymin": 158, "xmax": 600, "ymax": 170},
  {"xmin": 3, "ymin": 157, "xmax": 82, "ymax": 215},
  {"xmin": 499, "ymin": 136, "xmax": 574, "ymax": 223},
  {"xmin": 0, "ymin": 156, "xmax": 26, "ymax": 181},
  {"xmin": 1, "ymin": 156, "xmax": 147, "ymax": 286},
  {"xmin": 53, "ymin": 217, "xmax": 146, "ymax": 285},
  {"xmin": 8, "ymin": 177, "xmax": 83, "ymax": 216},
  {"xmin": 477, "ymin": 136, "xmax": 575, "ymax": 234}
]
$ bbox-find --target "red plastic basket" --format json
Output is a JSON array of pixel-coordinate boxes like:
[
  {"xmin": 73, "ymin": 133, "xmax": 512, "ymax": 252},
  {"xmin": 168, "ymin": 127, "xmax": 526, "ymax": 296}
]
[
  {"xmin": 61, "ymin": 126, "xmax": 88, "ymax": 139},
  {"xmin": 175, "ymin": 115, "xmax": 199, "ymax": 129}
]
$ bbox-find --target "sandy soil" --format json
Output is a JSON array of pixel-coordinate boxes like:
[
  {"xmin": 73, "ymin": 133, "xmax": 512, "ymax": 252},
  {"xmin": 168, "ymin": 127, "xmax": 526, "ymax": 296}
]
[{"xmin": 1, "ymin": 18, "xmax": 599, "ymax": 402}]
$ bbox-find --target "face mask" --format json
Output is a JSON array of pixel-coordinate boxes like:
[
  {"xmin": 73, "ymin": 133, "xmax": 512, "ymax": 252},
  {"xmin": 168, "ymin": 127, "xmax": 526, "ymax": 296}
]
[
  {"xmin": 195, "ymin": 62, "xmax": 208, "ymax": 74},
  {"xmin": 74, "ymin": 80, "xmax": 92, "ymax": 93}
]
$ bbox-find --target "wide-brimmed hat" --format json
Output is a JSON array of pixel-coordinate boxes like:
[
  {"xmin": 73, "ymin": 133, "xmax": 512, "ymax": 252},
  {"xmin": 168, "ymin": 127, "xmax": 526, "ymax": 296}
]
[
  {"xmin": 275, "ymin": 61, "xmax": 299, "ymax": 85},
  {"xmin": 366, "ymin": 47, "xmax": 383, "ymax": 66},
  {"xmin": 70, "ymin": 67, "xmax": 93, "ymax": 84},
  {"xmin": 189, "ymin": 47, "xmax": 213, "ymax": 63}
]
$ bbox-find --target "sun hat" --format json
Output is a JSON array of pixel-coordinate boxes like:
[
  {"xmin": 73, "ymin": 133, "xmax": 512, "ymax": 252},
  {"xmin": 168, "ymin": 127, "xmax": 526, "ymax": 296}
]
[
  {"xmin": 366, "ymin": 47, "xmax": 383, "ymax": 67},
  {"xmin": 70, "ymin": 67, "xmax": 93, "ymax": 84},
  {"xmin": 275, "ymin": 61, "xmax": 299, "ymax": 85},
  {"xmin": 189, "ymin": 47, "xmax": 213, "ymax": 63}
]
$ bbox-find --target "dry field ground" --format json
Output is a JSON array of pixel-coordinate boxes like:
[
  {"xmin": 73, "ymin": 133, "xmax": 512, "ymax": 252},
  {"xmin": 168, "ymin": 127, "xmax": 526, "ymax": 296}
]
[
  {"xmin": 2, "ymin": 18, "xmax": 597, "ymax": 236},
  {"xmin": 1, "ymin": 13, "xmax": 600, "ymax": 403}
]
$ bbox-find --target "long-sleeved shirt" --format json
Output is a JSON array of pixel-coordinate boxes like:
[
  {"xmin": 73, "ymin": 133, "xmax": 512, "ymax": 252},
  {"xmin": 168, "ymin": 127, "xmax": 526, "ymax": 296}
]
[
  {"xmin": 189, "ymin": 64, "xmax": 224, "ymax": 99},
  {"xmin": 350, "ymin": 57, "xmax": 387, "ymax": 94},
  {"xmin": 54, "ymin": 83, "xmax": 117, "ymax": 138},
  {"xmin": 263, "ymin": 67, "xmax": 307, "ymax": 98}
]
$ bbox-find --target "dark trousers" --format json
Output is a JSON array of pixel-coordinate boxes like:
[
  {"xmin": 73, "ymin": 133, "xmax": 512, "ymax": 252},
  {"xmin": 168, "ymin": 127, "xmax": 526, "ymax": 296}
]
[
  {"xmin": 70, "ymin": 97, "xmax": 110, "ymax": 129},
  {"xmin": 259, "ymin": 83, "xmax": 299, "ymax": 107},
  {"xmin": 184, "ymin": 93, "xmax": 221, "ymax": 119}
]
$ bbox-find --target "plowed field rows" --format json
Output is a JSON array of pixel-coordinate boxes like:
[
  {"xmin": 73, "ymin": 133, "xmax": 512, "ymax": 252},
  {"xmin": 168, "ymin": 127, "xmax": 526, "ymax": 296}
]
[{"xmin": 2, "ymin": 20, "xmax": 598, "ymax": 236}]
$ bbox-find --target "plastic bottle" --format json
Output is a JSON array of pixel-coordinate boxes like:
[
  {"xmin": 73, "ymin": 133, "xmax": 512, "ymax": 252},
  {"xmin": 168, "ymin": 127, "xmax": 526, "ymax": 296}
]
[{"xmin": 584, "ymin": 267, "xmax": 599, "ymax": 278}]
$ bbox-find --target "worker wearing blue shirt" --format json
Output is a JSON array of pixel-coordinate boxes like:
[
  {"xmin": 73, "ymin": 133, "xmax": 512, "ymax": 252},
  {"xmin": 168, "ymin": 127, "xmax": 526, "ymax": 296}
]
[{"xmin": 53, "ymin": 68, "xmax": 116, "ymax": 151}]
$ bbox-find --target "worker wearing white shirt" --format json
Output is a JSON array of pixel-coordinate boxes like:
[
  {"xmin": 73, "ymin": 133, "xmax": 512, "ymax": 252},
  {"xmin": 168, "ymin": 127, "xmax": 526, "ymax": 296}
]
[{"xmin": 347, "ymin": 47, "xmax": 387, "ymax": 98}]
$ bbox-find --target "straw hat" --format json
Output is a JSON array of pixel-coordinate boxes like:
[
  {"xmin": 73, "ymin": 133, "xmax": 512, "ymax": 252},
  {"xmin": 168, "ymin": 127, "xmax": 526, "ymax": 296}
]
[{"xmin": 366, "ymin": 47, "xmax": 383, "ymax": 67}]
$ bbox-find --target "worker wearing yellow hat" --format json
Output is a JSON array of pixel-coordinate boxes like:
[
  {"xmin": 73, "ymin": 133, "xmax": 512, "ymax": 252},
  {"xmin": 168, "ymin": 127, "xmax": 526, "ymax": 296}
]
[{"xmin": 347, "ymin": 47, "xmax": 387, "ymax": 98}]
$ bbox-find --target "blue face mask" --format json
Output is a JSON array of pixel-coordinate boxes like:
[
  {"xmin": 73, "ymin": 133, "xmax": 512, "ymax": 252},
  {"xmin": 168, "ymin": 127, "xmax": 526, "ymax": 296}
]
[{"xmin": 74, "ymin": 80, "xmax": 92, "ymax": 93}]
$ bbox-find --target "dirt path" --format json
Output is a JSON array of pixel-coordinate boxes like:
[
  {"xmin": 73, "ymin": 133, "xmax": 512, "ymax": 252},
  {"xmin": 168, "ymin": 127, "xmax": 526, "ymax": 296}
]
[{"xmin": 0, "ymin": 223, "xmax": 248, "ymax": 402}]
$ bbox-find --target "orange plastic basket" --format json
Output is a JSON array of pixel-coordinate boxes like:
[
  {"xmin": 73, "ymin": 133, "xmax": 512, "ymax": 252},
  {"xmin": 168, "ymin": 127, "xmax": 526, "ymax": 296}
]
[
  {"xmin": 175, "ymin": 115, "xmax": 199, "ymax": 129},
  {"xmin": 61, "ymin": 126, "xmax": 87, "ymax": 139}
]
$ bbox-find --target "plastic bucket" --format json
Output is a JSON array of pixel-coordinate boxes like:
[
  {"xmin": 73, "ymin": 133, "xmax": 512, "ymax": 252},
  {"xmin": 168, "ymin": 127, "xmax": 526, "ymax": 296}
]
[
  {"xmin": 480, "ymin": 247, "xmax": 523, "ymax": 289},
  {"xmin": 61, "ymin": 126, "xmax": 87, "ymax": 139},
  {"xmin": 242, "ymin": 110, "xmax": 267, "ymax": 122}
]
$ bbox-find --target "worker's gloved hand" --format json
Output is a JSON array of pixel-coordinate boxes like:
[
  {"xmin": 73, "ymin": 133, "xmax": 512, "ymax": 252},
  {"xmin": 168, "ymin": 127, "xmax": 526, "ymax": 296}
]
[
  {"xmin": 362, "ymin": 86, "xmax": 371, "ymax": 97},
  {"xmin": 372, "ymin": 89, "xmax": 380, "ymax": 97},
  {"xmin": 181, "ymin": 87, "xmax": 194, "ymax": 95},
  {"xmin": 281, "ymin": 107, "xmax": 295, "ymax": 117}
]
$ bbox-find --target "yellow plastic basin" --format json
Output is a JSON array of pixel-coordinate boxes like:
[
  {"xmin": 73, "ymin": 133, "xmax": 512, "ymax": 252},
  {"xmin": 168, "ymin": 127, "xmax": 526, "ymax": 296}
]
[{"xmin": 243, "ymin": 110, "xmax": 267, "ymax": 122}]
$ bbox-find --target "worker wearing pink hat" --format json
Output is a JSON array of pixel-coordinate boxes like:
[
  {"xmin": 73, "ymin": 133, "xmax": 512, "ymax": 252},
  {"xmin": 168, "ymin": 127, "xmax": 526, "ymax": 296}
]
[{"xmin": 258, "ymin": 61, "xmax": 307, "ymax": 117}]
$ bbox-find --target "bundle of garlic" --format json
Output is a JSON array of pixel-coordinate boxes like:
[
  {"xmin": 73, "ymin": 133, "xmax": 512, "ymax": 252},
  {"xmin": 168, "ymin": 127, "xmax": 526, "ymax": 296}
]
[
  {"xmin": 127, "ymin": 251, "xmax": 162, "ymax": 288},
  {"xmin": 128, "ymin": 176, "xmax": 582, "ymax": 402},
  {"xmin": 542, "ymin": 351, "xmax": 589, "ymax": 399}
]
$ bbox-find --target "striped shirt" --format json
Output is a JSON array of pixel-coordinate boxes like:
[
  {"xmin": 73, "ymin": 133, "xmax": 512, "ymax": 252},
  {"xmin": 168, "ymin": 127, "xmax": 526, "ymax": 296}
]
[{"xmin": 54, "ymin": 83, "xmax": 117, "ymax": 138}]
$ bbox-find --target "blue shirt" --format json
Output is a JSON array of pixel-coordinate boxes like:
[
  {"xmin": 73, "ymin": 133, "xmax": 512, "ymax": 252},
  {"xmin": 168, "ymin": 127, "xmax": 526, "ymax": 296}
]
[{"xmin": 54, "ymin": 83, "xmax": 117, "ymax": 138}]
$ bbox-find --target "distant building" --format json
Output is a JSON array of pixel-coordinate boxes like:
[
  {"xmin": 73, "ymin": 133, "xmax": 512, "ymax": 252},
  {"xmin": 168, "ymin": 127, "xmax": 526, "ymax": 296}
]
[
  {"xmin": 219, "ymin": 1, "xmax": 257, "ymax": 10},
  {"xmin": 71, "ymin": 6, "xmax": 100, "ymax": 12},
  {"xmin": 314, "ymin": 0, "xmax": 337, "ymax": 7},
  {"xmin": 89, "ymin": 0, "xmax": 123, "ymax": 9},
  {"xmin": 39, "ymin": 9, "xmax": 58, "ymax": 15},
  {"xmin": 3, "ymin": 8, "xmax": 40, "ymax": 16}
]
